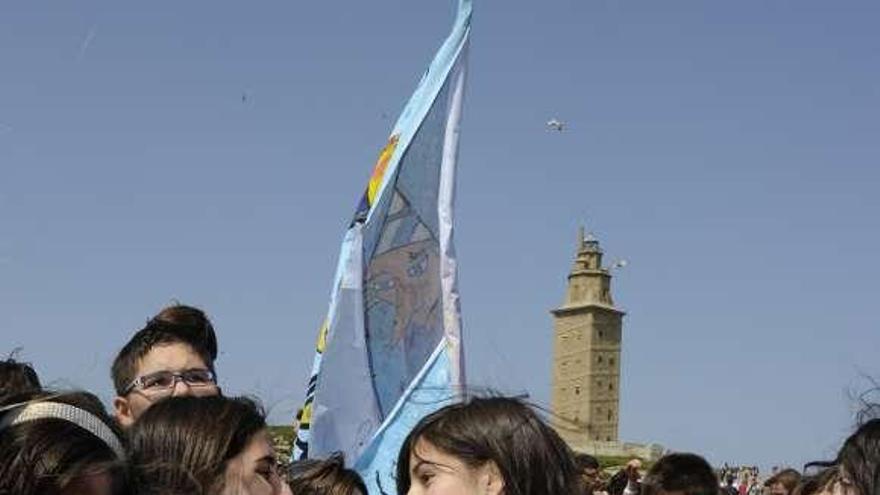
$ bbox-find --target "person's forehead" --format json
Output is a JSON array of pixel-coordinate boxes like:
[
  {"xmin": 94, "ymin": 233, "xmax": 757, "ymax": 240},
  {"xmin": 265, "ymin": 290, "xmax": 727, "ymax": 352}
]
[
  {"xmin": 410, "ymin": 439, "xmax": 463, "ymax": 472},
  {"xmin": 242, "ymin": 430, "xmax": 274, "ymax": 463},
  {"xmin": 61, "ymin": 471, "xmax": 116, "ymax": 495},
  {"xmin": 135, "ymin": 342, "xmax": 208, "ymax": 375}
]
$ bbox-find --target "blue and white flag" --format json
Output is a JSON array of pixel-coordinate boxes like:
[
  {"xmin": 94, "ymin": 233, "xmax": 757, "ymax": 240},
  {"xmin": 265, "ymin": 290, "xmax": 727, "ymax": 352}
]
[{"xmin": 293, "ymin": 1, "xmax": 471, "ymax": 493}]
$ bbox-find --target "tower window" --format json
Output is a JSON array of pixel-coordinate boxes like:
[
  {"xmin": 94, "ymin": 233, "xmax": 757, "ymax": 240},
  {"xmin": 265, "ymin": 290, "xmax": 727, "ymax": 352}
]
[
  {"xmin": 574, "ymin": 386, "xmax": 580, "ymax": 395},
  {"xmin": 598, "ymin": 330, "xmax": 605, "ymax": 338},
  {"xmin": 609, "ymin": 383, "xmax": 614, "ymax": 391},
  {"xmin": 610, "ymin": 357, "xmax": 615, "ymax": 366},
  {"xmin": 597, "ymin": 356, "xmax": 603, "ymax": 364},
  {"xmin": 607, "ymin": 410, "xmax": 612, "ymax": 420}
]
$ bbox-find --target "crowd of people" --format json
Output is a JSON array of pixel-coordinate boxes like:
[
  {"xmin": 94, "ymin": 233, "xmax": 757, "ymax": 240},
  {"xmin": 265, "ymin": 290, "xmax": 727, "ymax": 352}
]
[
  {"xmin": 717, "ymin": 465, "xmax": 760, "ymax": 495},
  {"xmin": 1, "ymin": 303, "xmax": 879, "ymax": 495}
]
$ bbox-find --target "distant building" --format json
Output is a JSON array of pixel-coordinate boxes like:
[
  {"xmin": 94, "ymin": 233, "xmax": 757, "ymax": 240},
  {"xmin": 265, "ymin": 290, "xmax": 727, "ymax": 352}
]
[
  {"xmin": 551, "ymin": 228, "xmax": 625, "ymax": 446},
  {"xmin": 550, "ymin": 228, "xmax": 663, "ymax": 461}
]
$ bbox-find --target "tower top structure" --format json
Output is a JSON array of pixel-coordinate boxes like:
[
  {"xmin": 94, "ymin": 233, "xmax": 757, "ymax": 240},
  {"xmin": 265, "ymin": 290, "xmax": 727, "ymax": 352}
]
[{"xmin": 558, "ymin": 227, "xmax": 622, "ymax": 312}]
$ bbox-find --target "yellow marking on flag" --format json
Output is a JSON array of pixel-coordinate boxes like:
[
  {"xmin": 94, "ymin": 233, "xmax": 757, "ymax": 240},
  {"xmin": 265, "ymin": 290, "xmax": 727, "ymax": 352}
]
[
  {"xmin": 367, "ymin": 134, "xmax": 400, "ymax": 206},
  {"xmin": 316, "ymin": 319, "xmax": 329, "ymax": 354}
]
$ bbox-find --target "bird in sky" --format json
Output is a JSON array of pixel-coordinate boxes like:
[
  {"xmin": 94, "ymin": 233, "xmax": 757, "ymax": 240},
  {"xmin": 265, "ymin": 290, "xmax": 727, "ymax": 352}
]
[{"xmin": 546, "ymin": 118, "xmax": 565, "ymax": 131}]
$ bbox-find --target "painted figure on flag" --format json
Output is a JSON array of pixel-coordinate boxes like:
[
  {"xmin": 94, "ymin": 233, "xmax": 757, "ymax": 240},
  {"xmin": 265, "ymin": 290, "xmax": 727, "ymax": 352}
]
[{"xmin": 366, "ymin": 204, "xmax": 443, "ymax": 416}]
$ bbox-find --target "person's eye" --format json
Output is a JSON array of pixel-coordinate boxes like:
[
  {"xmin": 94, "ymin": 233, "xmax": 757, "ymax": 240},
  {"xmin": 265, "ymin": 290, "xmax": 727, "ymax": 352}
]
[
  {"xmin": 255, "ymin": 462, "xmax": 276, "ymax": 482},
  {"xmin": 143, "ymin": 373, "xmax": 173, "ymax": 388},
  {"xmin": 184, "ymin": 370, "xmax": 213, "ymax": 384},
  {"xmin": 419, "ymin": 471, "xmax": 435, "ymax": 486}
]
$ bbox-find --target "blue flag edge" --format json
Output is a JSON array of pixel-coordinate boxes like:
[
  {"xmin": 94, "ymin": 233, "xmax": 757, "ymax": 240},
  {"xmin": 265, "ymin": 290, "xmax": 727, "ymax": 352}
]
[{"xmin": 354, "ymin": 341, "xmax": 458, "ymax": 494}]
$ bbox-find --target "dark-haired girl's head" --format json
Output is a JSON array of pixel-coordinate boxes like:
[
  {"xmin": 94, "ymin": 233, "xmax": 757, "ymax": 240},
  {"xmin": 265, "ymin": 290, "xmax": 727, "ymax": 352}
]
[
  {"xmin": 288, "ymin": 452, "xmax": 367, "ymax": 495},
  {"xmin": 0, "ymin": 390, "xmax": 127, "ymax": 495},
  {"xmin": 641, "ymin": 453, "xmax": 718, "ymax": 495},
  {"xmin": 396, "ymin": 396, "xmax": 582, "ymax": 495},
  {"xmin": 0, "ymin": 355, "xmax": 41, "ymax": 403},
  {"xmin": 128, "ymin": 395, "xmax": 286, "ymax": 495},
  {"xmin": 792, "ymin": 467, "xmax": 843, "ymax": 495},
  {"xmin": 834, "ymin": 418, "xmax": 880, "ymax": 495}
]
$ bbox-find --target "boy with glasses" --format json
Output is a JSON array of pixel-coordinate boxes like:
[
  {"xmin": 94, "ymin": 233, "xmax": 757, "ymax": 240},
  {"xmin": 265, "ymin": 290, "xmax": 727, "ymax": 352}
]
[{"xmin": 111, "ymin": 304, "xmax": 220, "ymax": 427}]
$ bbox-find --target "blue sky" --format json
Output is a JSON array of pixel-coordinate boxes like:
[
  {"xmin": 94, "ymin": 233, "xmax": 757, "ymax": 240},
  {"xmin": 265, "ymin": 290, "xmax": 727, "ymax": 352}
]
[{"xmin": 2, "ymin": 1, "xmax": 879, "ymax": 470}]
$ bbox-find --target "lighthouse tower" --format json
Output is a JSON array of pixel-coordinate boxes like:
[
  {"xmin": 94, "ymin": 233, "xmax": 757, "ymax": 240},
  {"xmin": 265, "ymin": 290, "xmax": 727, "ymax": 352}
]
[{"xmin": 551, "ymin": 228, "xmax": 625, "ymax": 447}]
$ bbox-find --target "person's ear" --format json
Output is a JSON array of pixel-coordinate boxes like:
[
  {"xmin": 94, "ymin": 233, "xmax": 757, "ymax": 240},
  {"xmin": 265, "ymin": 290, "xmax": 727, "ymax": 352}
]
[
  {"xmin": 113, "ymin": 396, "xmax": 135, "ymax": 428},
  {"xmin": 480, "ymin": 461, "xmax": 504, "ymax": 495}
]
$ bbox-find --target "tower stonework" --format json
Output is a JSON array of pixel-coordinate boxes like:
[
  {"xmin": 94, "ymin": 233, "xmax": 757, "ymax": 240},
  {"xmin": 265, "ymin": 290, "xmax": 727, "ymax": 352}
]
[{"xmin": 551, "ymin": 228, "xmax": 625, "ymax": 448}]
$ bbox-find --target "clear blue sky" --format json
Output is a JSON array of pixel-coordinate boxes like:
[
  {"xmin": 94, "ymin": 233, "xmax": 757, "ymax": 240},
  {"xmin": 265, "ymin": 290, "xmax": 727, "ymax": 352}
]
[{"xmin": 2, "ymin": 1, "xmax": 878, "ymax": 471}]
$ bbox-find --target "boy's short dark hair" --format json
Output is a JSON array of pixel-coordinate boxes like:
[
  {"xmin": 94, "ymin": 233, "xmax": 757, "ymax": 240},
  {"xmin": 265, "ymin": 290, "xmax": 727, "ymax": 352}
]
[
  {"xmin": 0, "ymin": 355, "xmax": 41, "ymax": 404},
  {"xmin": 151, "ymin": 304, "xmax": 218, "ymax": 360},
  {"xmin": 288, "ymin": 452, "xmax": 367, "ymax": 495},
  {"xmin": 111, "ymin": 305, "xmax": 217, "ymax": 395},
  {"xmin": 642, "ymin": 453, "xmax": 719, "ymax": 495}
]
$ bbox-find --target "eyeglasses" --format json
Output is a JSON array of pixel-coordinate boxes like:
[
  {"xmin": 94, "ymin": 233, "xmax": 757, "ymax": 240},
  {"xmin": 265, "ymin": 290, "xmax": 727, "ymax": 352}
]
[{"xmin": 123, "ymin": 369, "xmax": 217, "ymax": 395}]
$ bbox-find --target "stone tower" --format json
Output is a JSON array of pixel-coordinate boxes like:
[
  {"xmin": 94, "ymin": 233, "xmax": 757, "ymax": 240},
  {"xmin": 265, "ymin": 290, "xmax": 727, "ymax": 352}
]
[{"xmin": 551, "ymin": 227, "xmax": 625, "ymax": 448}]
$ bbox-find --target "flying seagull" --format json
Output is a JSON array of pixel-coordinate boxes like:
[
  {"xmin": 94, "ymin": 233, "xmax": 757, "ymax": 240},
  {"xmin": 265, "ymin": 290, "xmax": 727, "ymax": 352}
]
[{"xmin": 546, "ymin": 119, "xmax": 565, "ymax": 131}]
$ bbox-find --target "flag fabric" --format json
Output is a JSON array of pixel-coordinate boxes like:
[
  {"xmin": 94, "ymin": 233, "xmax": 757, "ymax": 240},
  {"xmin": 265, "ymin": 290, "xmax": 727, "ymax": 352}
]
[{"xmin": 292, "ymin": 1, "xmax": 471, "ymax": 493}]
